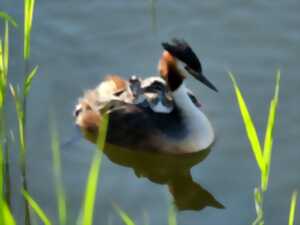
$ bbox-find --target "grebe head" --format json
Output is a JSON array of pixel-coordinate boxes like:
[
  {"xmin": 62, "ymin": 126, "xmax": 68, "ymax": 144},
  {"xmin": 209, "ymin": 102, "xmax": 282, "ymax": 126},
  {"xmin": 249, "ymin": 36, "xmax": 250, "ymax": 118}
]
[
  {"xmin": 161, "ymin": 39, "xmax": 218, "ymax": 92},
  {"xmin": 158, "ymin": 50, "xmax": 185, "ymax": 91}
]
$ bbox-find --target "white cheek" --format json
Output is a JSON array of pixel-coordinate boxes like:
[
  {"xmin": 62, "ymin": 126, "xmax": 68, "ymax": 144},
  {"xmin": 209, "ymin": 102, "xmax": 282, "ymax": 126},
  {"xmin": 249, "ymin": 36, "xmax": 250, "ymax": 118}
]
[{"xmin": 176, "ymin": 60, "xmax": 189, "ymax": 77}]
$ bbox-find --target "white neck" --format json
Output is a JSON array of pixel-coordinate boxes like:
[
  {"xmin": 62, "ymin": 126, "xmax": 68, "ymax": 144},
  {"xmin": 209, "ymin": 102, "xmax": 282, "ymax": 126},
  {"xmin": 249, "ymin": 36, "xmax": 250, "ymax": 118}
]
[{"xmin": 172, "ymin": 83, "xmax": 215, "ymax": 152}]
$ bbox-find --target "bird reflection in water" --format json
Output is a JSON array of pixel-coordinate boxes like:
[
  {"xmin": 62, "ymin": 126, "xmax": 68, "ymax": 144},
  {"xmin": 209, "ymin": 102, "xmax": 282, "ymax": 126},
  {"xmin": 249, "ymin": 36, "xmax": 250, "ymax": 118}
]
[
  {"xmin": 93, "ymin": 142, "xmax": 224, "ymax": 211},
  {"xmin": 73, "ymin": 39, "xmax": 223, "ymax": 211}
]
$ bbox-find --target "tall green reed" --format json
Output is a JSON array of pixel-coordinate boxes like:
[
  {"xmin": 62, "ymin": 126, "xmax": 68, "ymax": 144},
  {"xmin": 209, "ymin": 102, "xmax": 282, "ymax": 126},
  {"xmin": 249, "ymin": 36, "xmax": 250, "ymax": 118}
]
[
  {"xmin": 0, "ymin": 12, "xmax": 18, "ymax": 28},
  {"xmin": 22, "ymin": 114, "xmax": 109, "ymax": 225},
  {"xmin": 0, "ymin": 139, "xmax": 16, "ymax": 225},
  {"xmin": 78, "ymin": 114, "xmax": 109, "ymax": 225},
  {"xmin": 0, "ymin": 147, "xmax": 17, "ymax": 225},
  {"xmin": 1, "ymin": 2, "xmax": 38, "ymax": 224},
  {"xmin": 0, "ymin": 13, "xmax": 18, "ymax": 218},
  {"xmin": 0, "ymin": 15, "xmax": 17, "ymax": 213},
  {"xmin": 0, "ymin": 20, "xmax": 10, "ymax": 150},
  {"xmin": 168, "ymin": 204, "xmax": 177, "ymax": 225},
  {"xmin": 230, "ymin": 71, "xmax": 280, "ymax": 190},
  {"xmin": 51, "ymin": 123, "xmax": 67, "ymax": 225},
  {"xmin": 230, "ymin": 71, "xmax": 298, "ymax": 225},
  {"xmin": 289, "ymin": 191, "xmax": 298, "ymax": 225},
  {"xmin": 22, "ymin": 190, "xmax": 53, "ymax": 225},
  {"xmin": 113, "ymin": 204, "xmax": 136, "ymax": 225},
  {"xmin": 24, "ymin": 0, "xmax": 36, "ymax": 61},
  {"xmin": 0, "ymin": 20, "xmax": 10, "ymax": 206},
  {"xmin": 1, "ymin": 9, "xmax": 39, "ymax": 225},
  {"xmin": 0, "ymin": 15, "xmax": 128, "ymax": 224},
  {"xmin": 10, "ymin": 1, "xmax": 37, "ymax": 224}
]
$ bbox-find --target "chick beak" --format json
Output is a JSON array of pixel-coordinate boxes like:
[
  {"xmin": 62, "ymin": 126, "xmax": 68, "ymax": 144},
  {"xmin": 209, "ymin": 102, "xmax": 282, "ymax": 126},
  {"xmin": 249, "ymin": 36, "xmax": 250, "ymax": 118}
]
[{"xmin": 186, "ymin": 67, "xmax": 218, "ymax": 92}]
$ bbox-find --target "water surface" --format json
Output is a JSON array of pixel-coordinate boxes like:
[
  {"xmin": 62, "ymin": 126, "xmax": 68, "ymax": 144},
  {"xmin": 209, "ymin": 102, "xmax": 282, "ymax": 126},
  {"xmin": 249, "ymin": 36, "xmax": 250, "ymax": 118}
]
[{"xmin": 1, "ymin": 0, "xmax": 300, "ymax": 224}]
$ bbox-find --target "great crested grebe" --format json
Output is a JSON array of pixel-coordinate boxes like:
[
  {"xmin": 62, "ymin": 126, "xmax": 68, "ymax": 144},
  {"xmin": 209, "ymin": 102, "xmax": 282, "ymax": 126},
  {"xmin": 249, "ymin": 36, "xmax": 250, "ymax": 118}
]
[{"xmin": 74, "ymin": 39, "xmax": 218, "ymax": 154}]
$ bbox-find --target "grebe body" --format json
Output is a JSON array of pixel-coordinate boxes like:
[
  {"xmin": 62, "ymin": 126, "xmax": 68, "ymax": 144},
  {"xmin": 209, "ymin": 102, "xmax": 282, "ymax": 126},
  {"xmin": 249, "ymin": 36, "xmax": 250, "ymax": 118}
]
[{"xmin": 74, "ymin": 39, "xmax": 218, "ymax": 154}]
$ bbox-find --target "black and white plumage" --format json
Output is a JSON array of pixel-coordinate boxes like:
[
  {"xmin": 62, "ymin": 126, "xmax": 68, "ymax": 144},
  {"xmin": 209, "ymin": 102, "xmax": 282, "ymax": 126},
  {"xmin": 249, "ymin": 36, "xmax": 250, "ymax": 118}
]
[{"xmin": 74, "ymin": 39, "xmax": 218, "ymax": 154}]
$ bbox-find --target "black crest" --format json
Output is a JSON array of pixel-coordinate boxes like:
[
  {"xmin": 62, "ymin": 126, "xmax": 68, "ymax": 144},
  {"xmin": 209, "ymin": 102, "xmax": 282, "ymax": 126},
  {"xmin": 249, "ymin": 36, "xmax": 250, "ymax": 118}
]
[{"xmin": 162, "ymin": 39, "xmax": 202, "ymax": 72}]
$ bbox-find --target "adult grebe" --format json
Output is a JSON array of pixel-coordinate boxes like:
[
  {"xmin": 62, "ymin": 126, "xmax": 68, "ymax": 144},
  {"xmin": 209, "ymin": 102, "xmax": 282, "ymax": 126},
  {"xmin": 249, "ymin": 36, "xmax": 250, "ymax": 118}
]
[{"xmin": 74, "ymin": 39, "xmax": 218, "ymax": 154}]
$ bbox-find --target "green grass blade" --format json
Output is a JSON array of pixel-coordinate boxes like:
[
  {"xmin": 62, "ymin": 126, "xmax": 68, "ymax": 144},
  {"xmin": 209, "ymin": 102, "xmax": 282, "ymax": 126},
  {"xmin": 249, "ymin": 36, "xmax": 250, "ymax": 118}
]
[
  {"xmin": 24, "ymin": 0, "xmax": 36, "ymax": 60},
  {"xmin": 168, "ymin": 204, "xmax": 177, "ymax": 225},
  {"xmin": 0, "ymin": 39, "xmax": 3, "ymax": 109},
  {"xmin": 80, "ymin": 151, "xmax": 102, "ymax": 225},
  {"xmin": 229, "ymin": 72, "xmax": 264, "ymax": 172},
  {"xmin": 0, "ymin": 37, "xmax": 4, "ymax": 82},
  {"xmin": 0, "ymin": 12, "xmax": 18, "ymax": 28},
  {"xmin": 4, "ymin": 141, "xmax": 11, "ymax": 209},
  {"xmin": 9, "ymin": 84, "xmax": 26, "ymax": 156},
  {"xmin": 97, "ymin": 113, "xmax": 109, "ymax": 150},
  {"xmin": 22, "ymin": 190, "xmax": 53, "ymax": 225},
  {"xmin": 0, "ymin": 21, "xmax": 14, "ymax": 225},
  {"xmin": 252, "ymin": 187, "xmax": 264, "ymax": 225},
  {"xmin": 0, "ymin": 22, "xmax": 9, "ymax": 109},
  {"xmin": 51, "ymin": 125, "xmax": 67, "ymax": 225},
  {"xmin": 24, "ymin": 65, "xmax": 38, "ymax": 96},
  {"xmin": 0, "ymin": 37, "xmax": 3, "ymax": 66},
  {"xmin": 113, "ymin": 204, "xmax": 136, "ymax": 225},
  {"xmin": 263, "ymin": 71, "xmax": 280, "ymax": 160},
  {"xmin": 24, "ymin": 0, "xmax": 29, "ymax": 59},
  {"xmin": 262, "ymin": 71, "xmax": 280, "ymax": 191},
  {"xmin": 10, "ymin": 83, "xmax": 29, "ymax": 225},
  {"xmin": 0, "ymin": 145, "xmax": 3, "ymax": 212},
  {"xmin": 289, "ymin": 191, "xmax": 298, "ymax": 225},
  {"xmin": 3, "ymin": 22, "xmax": 9, "ymax": 81},
  {"xmin": 0, "ymin": 91, "xmax": 2, "ymax": 111},
  {"xmin": 0, "ymin": 146, "xmax": 12, "ymax": 225},
  {"xmin": 2, "ymin": 202, "xmax": 17, "ymax": 225},
  {"xmin": 24, "ymin": 0, "xmax": 30, "ymax": 59},
  {"xmin": 79, "ymin": 113, "xmax": 109, "ymax": 225},
  {"xmin": 0, "ymin": 91, "xmax": 3, "ymax": 110},
  {"xmin": 261, "ymin": 102, "xmax": 274, "ymax": 191}
]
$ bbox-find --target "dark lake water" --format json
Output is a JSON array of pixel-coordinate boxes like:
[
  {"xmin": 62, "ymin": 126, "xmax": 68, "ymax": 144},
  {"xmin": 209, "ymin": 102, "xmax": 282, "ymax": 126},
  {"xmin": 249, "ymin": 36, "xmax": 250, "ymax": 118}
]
[{"xmin": 1, "ymin": 0, "xmax": 300, "ymax": 224}]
